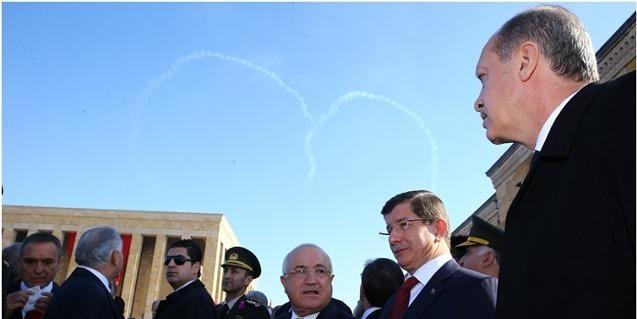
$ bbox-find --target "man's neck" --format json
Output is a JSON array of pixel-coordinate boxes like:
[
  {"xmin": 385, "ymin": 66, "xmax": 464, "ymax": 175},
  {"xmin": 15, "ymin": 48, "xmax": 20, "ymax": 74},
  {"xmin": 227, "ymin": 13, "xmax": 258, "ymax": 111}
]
[{"xmin": 224, "ymin": 288, "xmax": 247, "ymax": 302}]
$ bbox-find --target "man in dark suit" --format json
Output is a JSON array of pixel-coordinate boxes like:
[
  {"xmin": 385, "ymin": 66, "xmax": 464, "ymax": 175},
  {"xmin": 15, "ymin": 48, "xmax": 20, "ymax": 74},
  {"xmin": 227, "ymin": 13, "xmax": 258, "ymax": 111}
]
[
  {"xmin": 154, "ymin": 239, "xmax": 217, "ymax": 319},
  {"xmin": 43, "ymin": 226, "xmax": 125, "ymax": 319},
  {"xmin": 276, "ymin": 244, "xmax": 354, "ymax": 319},
  {"xmin": 473, "ymin": 5, "xmax": 635, "ymax": 319},
  {"xmin": 378, "ymin": 190, "xmax": 497, "ymax": 319},
  {"xmin": 216, "ymin": 246, "xmax": 269, "ymax": 319},
  {"xmin": 358, "ymin": 258, "xmax": 404, "ymax": 319},
  {"xmin": 5, "ymin": 233, "xmax": 62, "ymax": 319},
  {"xmin": 456, "ymin": 216, "xmax": 504, "ymax": 278}
]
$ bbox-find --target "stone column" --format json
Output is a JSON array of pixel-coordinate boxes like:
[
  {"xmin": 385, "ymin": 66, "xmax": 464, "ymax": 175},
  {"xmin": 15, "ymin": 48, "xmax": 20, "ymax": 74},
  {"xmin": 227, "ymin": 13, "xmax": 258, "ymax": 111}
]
[
  {"xmin": 201, "ymin": 235, "xmax": 216, "ymax": 296},
  {"xmin": 66, "ymin": 229, "xmax": 85, "ymax": 277},
  {"xmin": 120, "ymin": 233, "xmax": 142, "ymax": 317},
  {"xmin": 2, "ymin": 229, "xmax": 16, "ymax": 247},
  {"xmin": 27, "ymin": 228, "xmax": 39, "ymax": 236},
  {"xmin": 144, "ymin": 235, "xmax": 166, "ymax": 317},
  {"xmin": 52, "ymin": 229, "xmax": 63, "ymax": 243}
]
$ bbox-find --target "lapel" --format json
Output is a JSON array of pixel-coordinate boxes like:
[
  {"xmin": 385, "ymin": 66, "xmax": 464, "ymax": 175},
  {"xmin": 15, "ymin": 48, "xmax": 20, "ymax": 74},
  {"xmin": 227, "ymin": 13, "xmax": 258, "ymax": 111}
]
[
  {"xmin": 317, "ymin": 303, "xmax": 338, "ymax": 319},
  {"xmin": 402, "ymin": 260, "xmax": 457, "ymax": 319},
  {"xmin": 507, "ymin": 82, "xmax": 599, "ymax": 220}
]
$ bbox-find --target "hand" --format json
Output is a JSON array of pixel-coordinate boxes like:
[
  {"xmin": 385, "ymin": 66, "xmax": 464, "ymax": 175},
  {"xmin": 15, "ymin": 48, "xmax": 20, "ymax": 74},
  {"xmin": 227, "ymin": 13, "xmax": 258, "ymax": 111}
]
[
  {"xmin": 5, "ymin": 290, "xmax": 33, "ymax": 314},
  {"xmin": 33, "ymin": 292, "xmax": 53, "ymax": 314}
]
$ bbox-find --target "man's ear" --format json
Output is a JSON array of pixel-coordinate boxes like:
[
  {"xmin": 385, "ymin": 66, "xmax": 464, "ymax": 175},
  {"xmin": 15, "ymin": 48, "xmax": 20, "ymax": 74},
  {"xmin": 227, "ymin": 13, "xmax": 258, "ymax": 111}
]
[
  {"xmin": 481, "ymin": 249, "xmax": 496, "ymax": 267},
  {"xmin": 433, "ymin": 219, "xmax": 449, "ymax": 241},
  {"xmin": 517, "ymin": 41, "xmax": 540, "ymax": 82}
]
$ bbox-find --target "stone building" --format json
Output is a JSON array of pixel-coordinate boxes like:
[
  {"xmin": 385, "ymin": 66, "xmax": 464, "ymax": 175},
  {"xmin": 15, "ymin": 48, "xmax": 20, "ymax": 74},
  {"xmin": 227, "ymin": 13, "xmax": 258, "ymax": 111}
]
[
  {"xmin": 2, "ymin": 205, "xmax": 244, "ymax": 319},
  {"xmin": 453, "ymin": 12, "xmax": 636, "ymax": 235}
]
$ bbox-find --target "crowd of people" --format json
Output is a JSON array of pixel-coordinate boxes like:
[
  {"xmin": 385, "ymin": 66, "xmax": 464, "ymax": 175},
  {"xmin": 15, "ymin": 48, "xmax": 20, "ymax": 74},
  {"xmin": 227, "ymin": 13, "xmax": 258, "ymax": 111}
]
[{"xmin": 2, "ymin": 4, "xmax": 634, "ymax": 319}]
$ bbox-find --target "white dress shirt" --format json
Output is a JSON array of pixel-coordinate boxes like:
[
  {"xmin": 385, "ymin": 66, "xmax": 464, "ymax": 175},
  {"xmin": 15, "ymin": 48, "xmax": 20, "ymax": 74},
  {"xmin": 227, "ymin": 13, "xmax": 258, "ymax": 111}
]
[
  {"xmin": 77, "ymin": 265, "xmax": 111, "ymax": 293},
  {"xmin": 408, "ymin": 253, "xmax": 452, "ymax": 305},
  {"xmin": 361, "ymin": 307, "xmax": 382, "ymax": 319}
]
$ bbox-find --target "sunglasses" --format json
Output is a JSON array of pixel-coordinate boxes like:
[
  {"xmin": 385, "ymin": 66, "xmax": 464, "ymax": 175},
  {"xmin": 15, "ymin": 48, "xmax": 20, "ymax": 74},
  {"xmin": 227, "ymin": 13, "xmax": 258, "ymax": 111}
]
[{"xmin": 164, "ymin": 255, "xmax": 192, "ymax": 266}]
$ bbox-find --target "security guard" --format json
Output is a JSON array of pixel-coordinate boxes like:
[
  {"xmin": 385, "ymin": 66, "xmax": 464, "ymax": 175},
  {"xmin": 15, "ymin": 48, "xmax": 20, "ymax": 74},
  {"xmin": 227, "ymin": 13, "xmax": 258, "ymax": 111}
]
[
  {"xmin": 456, "ymin": 215, "xmax": 505, "ymax": 278},
  {"xmin": 217, "ymin": 247, "xmax": 270, "ymax": 319}
]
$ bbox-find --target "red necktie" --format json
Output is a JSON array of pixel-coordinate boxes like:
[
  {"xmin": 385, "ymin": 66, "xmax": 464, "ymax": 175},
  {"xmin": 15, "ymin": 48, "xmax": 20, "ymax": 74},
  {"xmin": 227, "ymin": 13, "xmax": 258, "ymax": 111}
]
[
  {"xmin": 389, "ymin": 276, "xmax": 420, "ymax": 319},
  {"xmin": 25, "ymin": 310, "xmax": 42, "ymax": 319}
]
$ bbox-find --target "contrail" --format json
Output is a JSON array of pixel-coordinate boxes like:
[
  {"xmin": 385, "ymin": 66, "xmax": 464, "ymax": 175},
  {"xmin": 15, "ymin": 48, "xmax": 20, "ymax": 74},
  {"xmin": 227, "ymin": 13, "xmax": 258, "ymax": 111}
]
[
  {"xmin": 130, "ymin": 51, "xmax": 439, "ymax": 194},
  {"xmin": 307, "ymin": 90, "xmax": 439, "ymax": 190}
]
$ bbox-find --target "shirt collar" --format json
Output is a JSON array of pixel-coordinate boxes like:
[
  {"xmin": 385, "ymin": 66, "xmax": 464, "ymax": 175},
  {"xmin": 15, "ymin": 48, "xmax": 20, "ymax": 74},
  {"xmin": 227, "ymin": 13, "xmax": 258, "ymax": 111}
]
[
  {"xmin": 174, "ymin": 279, "xmax": 196, "ymax": 292},
  {"xmin": 292, "ymin": 310, "xmax": 320, "ymax": 319},
  {"xmin": 20, "ymin": 280, "xmax": 53, "ymax": 292},
  {"xmin": 535, "ymin": 89, "xmax": 580, "ymax": 151},
  {"xmin": 77, "ymin": 265, "xmax": 111, "ymax": 293},
  {"xmin": 411, "ymin": 253, "xmax": 452, "ymax": 284},
  {"xmin": 361, "ymin": 307, "xmax": 382, "ymax": 319},
  {"xmin": 225, "ymin": 295, "xmax": 242, "ymax": 310}
]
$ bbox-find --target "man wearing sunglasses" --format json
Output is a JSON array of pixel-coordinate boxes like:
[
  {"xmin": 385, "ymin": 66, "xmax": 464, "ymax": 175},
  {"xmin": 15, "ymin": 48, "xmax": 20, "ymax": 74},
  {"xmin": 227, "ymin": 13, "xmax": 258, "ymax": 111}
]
[
  {"xmin": 154, "ymin": 239, "xmax": 217, "ymax": 319},
  {"xmin": 217, "ymin": 246, "xmax": 269, "ymax": 319},
  {"xmin": 379, "ymin": 190, "xmax": 497, "ymax": 319}
]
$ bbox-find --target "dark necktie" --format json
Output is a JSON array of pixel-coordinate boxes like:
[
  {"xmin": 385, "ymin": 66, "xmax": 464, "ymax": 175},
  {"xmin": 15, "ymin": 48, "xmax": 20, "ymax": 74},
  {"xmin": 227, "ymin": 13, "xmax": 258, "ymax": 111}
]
[
  {"xmin": 389, "ymin": 276, "xmax": 420, "ymax": 319},
  {"xmin": 219, "ymin": 303, "xmax": 229, "ymax": 319},
  {"xmin": 25, "ymin": 310, "xmax": 42, "ymax": 319}
]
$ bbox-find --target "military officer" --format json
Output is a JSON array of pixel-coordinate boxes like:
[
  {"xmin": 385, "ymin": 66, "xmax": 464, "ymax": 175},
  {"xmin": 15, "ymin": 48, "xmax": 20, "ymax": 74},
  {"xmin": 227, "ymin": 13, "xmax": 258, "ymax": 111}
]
[
  {"xmin": 456, "ymin": 215, "xmax": 505, "ymax": 278},
  {"xmin": 217, "ymin": 247, "xmax": 270, "ymax": 319}
]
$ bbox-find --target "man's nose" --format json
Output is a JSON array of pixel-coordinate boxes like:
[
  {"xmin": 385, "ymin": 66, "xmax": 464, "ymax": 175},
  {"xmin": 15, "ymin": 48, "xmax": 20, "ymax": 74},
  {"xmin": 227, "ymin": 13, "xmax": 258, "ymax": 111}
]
[
  {"xmin": 474, "ymin": 96, "xmax": 484, "ymax": 112},
  {"xmin": 34, "ymin": 262, "xmax": 44, "ymax": 273}
]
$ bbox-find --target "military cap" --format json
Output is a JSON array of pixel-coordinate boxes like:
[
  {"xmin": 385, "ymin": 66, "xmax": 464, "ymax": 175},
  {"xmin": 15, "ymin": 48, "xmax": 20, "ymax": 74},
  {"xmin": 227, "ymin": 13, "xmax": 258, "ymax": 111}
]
[
  {"xmin": 222, "ymin": 246, "xmax": 261, "ymax": 279},
  {"xmin": 456, "ymin": 216, "xmax": 505, "ymax": 253}
]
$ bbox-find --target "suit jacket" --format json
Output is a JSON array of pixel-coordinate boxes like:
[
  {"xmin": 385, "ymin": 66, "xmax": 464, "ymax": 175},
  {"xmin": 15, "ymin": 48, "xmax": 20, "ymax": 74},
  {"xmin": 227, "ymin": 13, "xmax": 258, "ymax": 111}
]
[
  {"xmin": 155, "ymin": 279, "xmax": 217, "ymax": 319},
  {"xmin": 274, "ymin": 298, "xmax": 353, "ymax": 317},
  {"xmin": 6, "ymin": 280, "xmax": 60, "ymax": 319},
  {"xmin": 274, "ymin": 301, "xmax": 354, "ymax": 319},
  {"xmin": 217, "ymin": 295, "xmax": 269, "ymax": 319},
  {"xmin": 496, "ymin": 71, "xmax": 636, "ymax": 319},
  {"xmin": 43, "ymin": 267, "xmax": 124, "ymax": 319},
  {"xmin": 379, "ymin": 259, "xmax": 497, "ymax": 319}
]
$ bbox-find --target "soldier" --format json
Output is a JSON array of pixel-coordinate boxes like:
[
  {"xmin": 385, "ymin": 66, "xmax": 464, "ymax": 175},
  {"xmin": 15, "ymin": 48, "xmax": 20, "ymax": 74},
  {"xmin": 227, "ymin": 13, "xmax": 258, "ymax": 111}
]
[
  {"xmin": 217, "ymin": 247, "xmax": 269, "ymax": 319},
  {"xmin": 456, "ymin": 216, "xmax": 504, "ymax": 278}
]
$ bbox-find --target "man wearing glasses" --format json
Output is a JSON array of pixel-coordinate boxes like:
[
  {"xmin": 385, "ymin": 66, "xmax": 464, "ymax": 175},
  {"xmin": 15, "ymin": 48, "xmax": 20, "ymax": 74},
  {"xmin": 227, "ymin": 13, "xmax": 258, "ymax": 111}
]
[
  {"xmin": 378, "ymin": 190, "xmax": 497, "ymax": 319},
  {"xmin": 154, "ymin": 239, "xmax": 217, "ymax": 319},
  {"xmin": 276, "ymin": 244, "xmax": 353, "ymax": 319},
  {"xmin": 217, "ymin": 246, "xmax": 270, "ymax": 319}
]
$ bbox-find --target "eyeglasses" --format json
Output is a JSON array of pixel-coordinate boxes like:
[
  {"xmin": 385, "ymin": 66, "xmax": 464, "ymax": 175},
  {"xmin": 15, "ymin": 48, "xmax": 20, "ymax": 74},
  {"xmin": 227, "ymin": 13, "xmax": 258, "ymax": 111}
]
[
  {"xmin": 379, "ymin": 218, "xmax": 432, "ymax": 236},
  {"xmin": 164, "ymin": 255, "xmax": 192, "ymax": 266},
  {"xmin": 283, "ymin": 267, "xmax": 332, "ymax": 279}
]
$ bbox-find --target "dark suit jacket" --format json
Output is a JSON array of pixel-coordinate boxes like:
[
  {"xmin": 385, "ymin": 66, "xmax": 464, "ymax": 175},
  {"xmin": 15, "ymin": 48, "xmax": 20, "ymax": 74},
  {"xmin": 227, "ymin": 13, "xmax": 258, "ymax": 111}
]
[
  {"xmin": 155, "ymin": 279, "xmax": 217, "ymax": 319},
  {"xmin": 496, "ymin": 71, "xmax": 636, "ymax": 319},
  {"xmin": 274, "ymin": 298, "xmax": 353, "ymax": 317},
  {"xmin": 217, "ymin": 295, "xmax": 269, "ymax": 319},
  {"xmin": 274, "ymin": 301, "xmax": 354, "ymax": 319},
  {"xmin": 43, "ymin": 267, "xmax": 124, "ymax": 319},
  {"xmin": 6, "ymin": 280, "xmax": 59, "ymax": 319},
  {"xmin": 379, "ymin": 259, "xmax": 497, "ymax": 319}
]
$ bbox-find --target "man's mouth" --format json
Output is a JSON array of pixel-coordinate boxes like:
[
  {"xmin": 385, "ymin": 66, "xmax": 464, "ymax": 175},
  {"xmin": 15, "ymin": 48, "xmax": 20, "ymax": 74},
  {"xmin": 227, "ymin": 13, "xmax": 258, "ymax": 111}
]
[{"xmin": 302, "ymin": 290, "xmax": 320, "ymax": 295}]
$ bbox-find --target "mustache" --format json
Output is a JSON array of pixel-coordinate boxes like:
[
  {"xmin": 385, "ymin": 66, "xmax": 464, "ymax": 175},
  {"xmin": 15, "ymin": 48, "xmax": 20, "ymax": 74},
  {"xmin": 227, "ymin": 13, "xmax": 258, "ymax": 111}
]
[{"xmin": 390, "ymin": 243, "xmax": 409, "ymax": 253}]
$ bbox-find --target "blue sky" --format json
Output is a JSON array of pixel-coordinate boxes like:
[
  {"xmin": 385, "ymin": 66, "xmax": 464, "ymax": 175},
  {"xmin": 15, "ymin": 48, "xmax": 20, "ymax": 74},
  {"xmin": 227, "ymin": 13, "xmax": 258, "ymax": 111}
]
[{"xmin": 3, "ymin": 1, "xmax": 635, "ymax": 311}]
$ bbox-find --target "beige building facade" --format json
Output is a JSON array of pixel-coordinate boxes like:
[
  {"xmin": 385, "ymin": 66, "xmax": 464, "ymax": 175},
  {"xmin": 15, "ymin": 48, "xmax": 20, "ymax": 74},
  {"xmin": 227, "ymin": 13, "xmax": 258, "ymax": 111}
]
[
  {"xmin": 453, "ymin": 12, "xmax": 636, "ymax": 235},
  {"xmin": 2, "ymin": 205, "xmax": 243, "ymax": 319}
]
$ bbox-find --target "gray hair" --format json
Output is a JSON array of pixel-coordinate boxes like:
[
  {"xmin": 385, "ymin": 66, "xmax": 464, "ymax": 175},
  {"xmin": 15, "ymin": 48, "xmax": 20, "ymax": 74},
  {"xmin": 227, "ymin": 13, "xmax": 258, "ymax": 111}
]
[
  {"xmin": 282, "ymin": 243, "xmax": 333, "ymax": 274},
  {"xmin": 492, "ymin": 5, "xmax": 599, "ymax": 82},
  {"xmin": 75, "ymin": 226, "xmax": 122, "ymax": 268},
  {"xmin": 246, "ymin": 290, "xmax": 269, "ymax": 306}
]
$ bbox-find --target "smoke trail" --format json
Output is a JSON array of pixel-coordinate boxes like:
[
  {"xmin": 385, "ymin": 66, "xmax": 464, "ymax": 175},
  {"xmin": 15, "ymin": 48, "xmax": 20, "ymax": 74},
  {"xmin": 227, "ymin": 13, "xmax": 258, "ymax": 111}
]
[
  {"xmin": 306, "ymin": 90, "xmax": 439, "ymax": 190},
  {"xmin": 130, "ymin": 50, "xmax": 439, "ymax": 195},
  {"xmin": 129, "ymin": 51, "xmax": 315, "ymax": 204}
]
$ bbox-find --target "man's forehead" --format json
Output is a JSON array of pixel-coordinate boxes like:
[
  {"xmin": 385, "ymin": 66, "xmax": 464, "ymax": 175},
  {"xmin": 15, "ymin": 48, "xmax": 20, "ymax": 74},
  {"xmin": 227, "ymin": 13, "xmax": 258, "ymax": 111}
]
[
  {"xmin": 167, "ymin": 247, "xmax": 188, "ymax": 256},
  {"xmin": 22, "ymin": 242, "xmax": 57, "ymax": 255}
]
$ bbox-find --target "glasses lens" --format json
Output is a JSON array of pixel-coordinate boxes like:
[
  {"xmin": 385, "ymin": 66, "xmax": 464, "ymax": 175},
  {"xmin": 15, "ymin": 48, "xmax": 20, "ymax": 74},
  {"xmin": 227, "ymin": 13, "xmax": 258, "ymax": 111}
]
[{"xmin": 164, "ymin": 256, "xmax": 187, "ymax": 266}]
